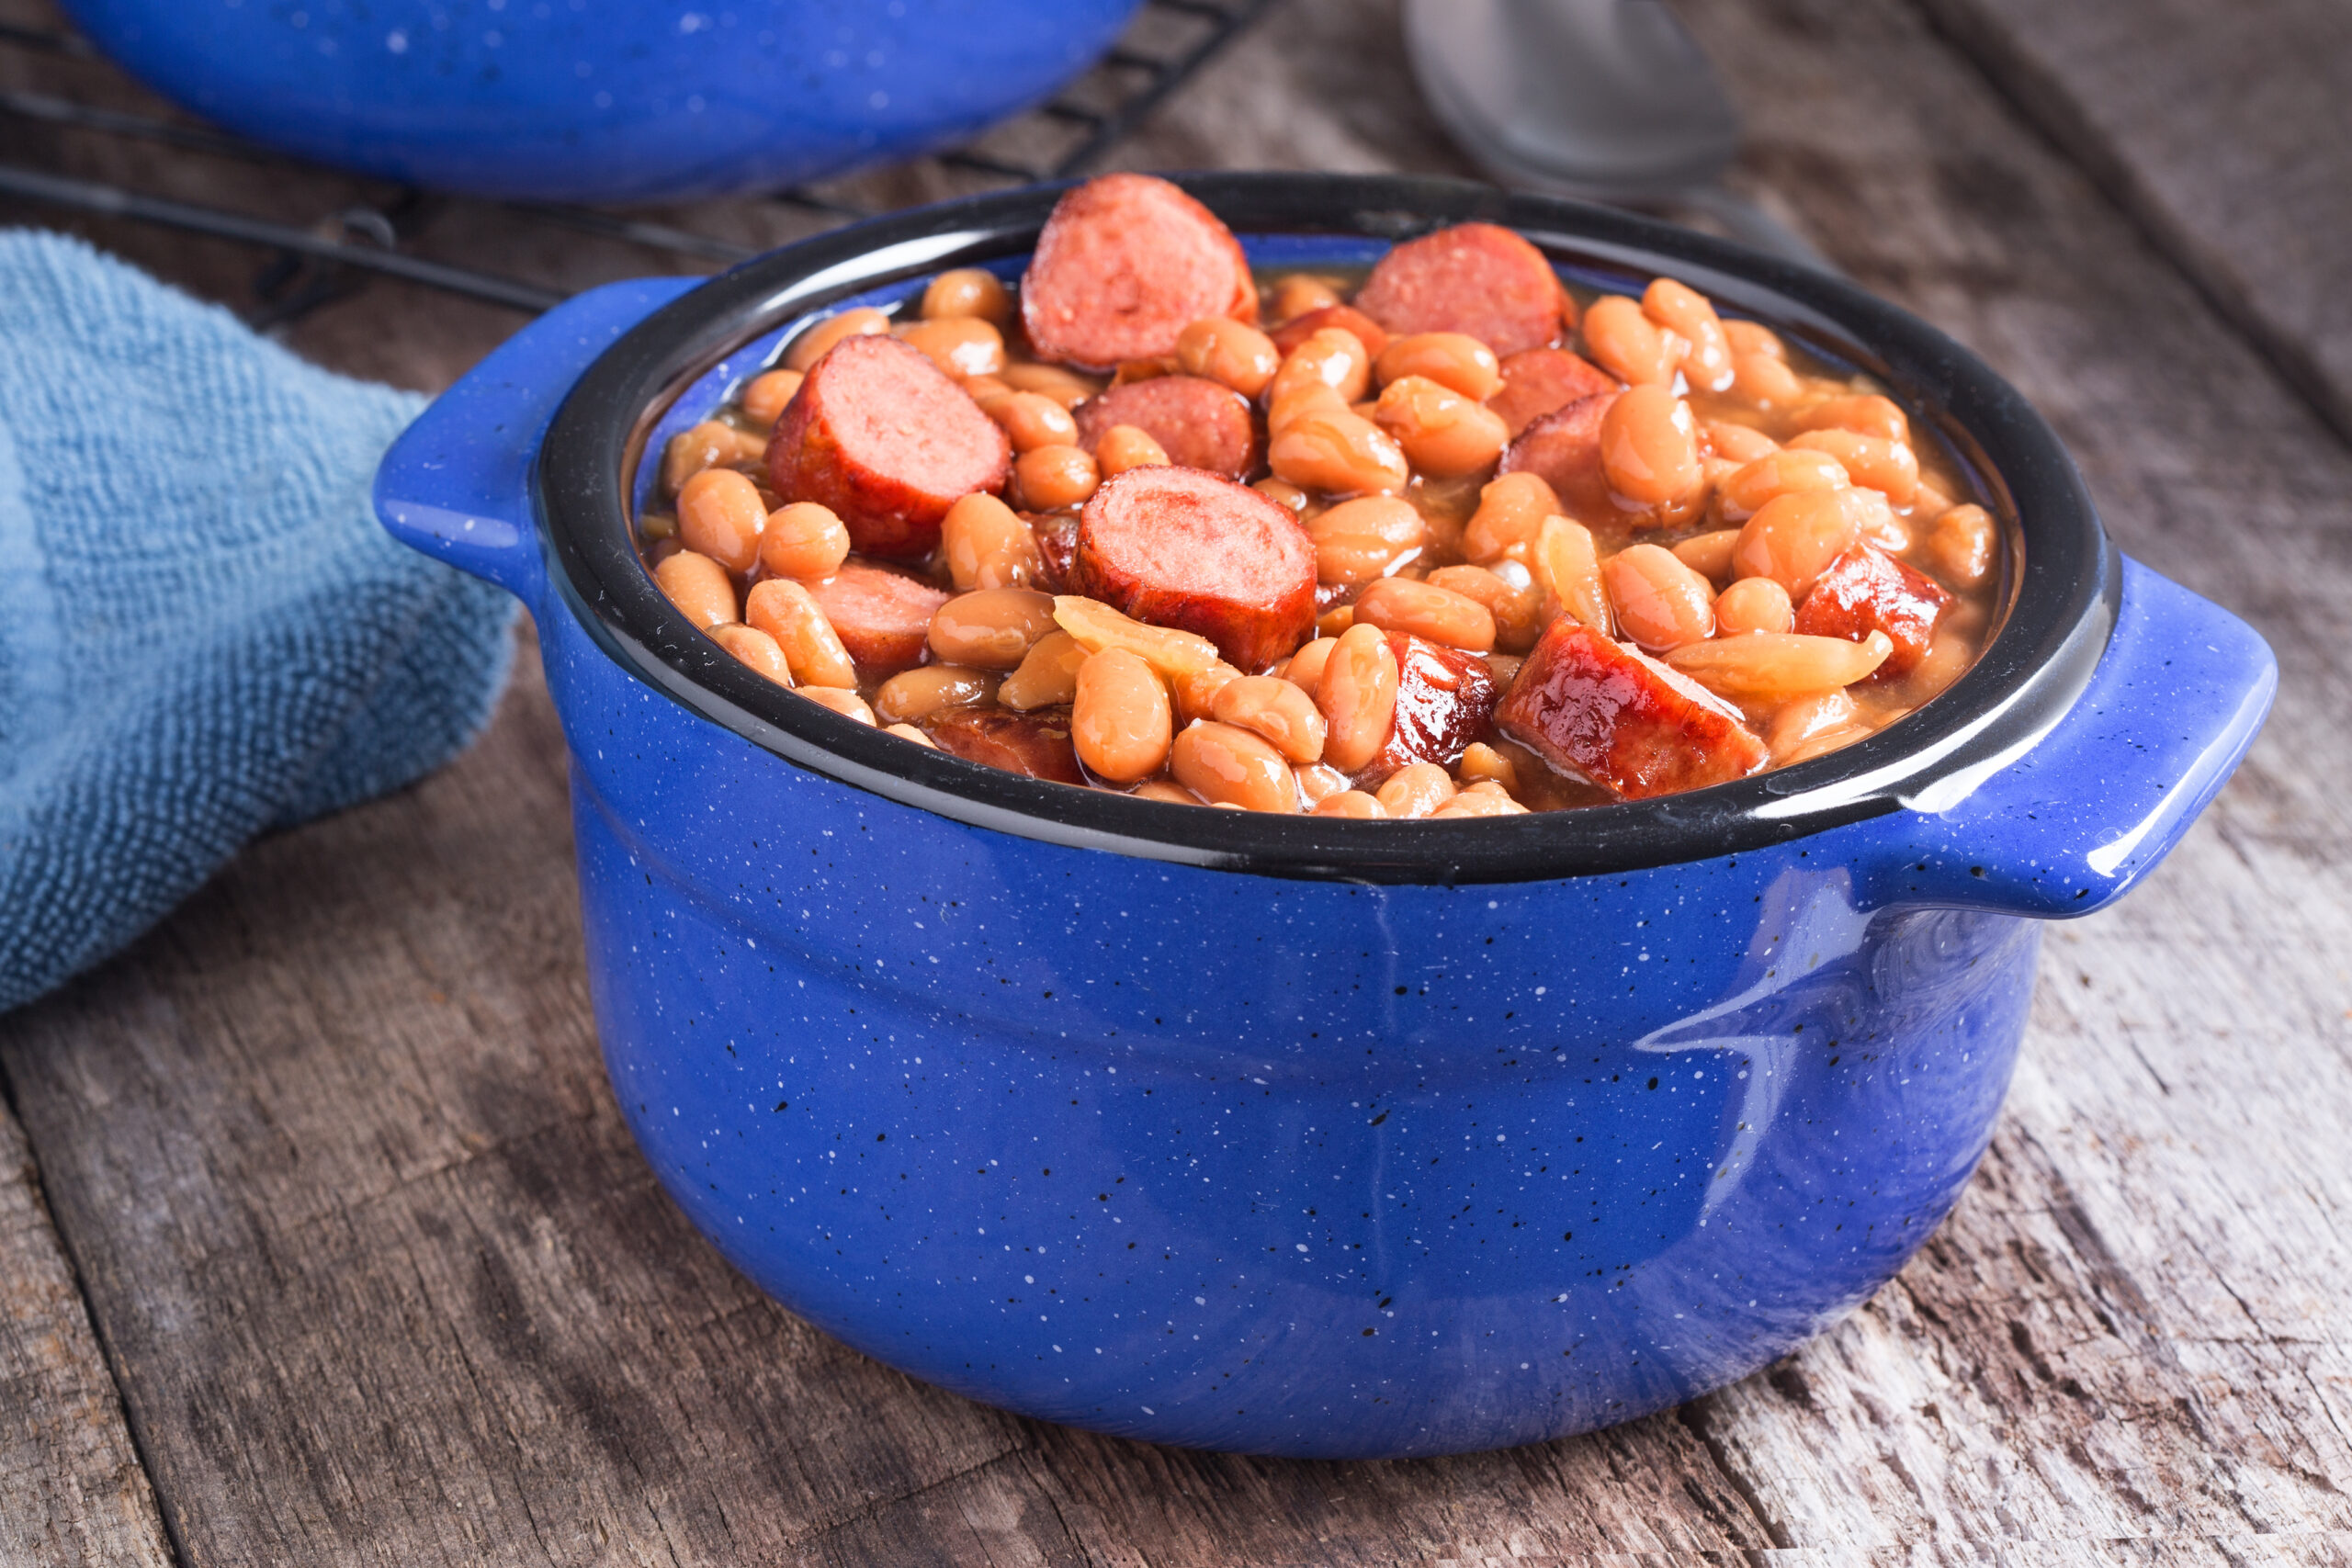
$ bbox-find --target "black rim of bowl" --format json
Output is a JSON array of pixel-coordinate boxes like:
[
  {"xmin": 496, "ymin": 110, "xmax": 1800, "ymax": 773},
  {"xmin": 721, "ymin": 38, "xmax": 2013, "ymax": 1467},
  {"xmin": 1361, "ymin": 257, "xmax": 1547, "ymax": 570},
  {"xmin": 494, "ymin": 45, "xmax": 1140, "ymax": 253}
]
[{"xmin": 537, "ymin": 172, "xmax": 2118, "ymax": 886}]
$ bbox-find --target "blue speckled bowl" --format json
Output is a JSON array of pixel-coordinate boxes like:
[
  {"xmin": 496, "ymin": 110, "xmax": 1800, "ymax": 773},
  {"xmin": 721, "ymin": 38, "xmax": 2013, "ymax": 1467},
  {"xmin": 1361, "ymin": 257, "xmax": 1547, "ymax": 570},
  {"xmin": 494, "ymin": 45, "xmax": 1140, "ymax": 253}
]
[
  {"xmin": 375, "ymin": 175, "xmax": 2275, "ymax": 1456},
  {"xmin": 57, "ymin": 0, "xmax": 1141, "ymax": 202}
]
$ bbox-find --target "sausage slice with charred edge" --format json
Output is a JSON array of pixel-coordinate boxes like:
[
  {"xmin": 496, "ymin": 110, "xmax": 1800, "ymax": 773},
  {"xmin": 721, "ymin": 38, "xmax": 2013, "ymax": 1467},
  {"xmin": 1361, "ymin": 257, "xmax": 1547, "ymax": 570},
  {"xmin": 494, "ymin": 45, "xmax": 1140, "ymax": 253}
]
[
  {"xmin": 1496, "ymin": 618, "xmax": 1768, "ymax": 798},
  {"xmin": 1020, "ymin": 174, "xmax": 1258, "ymax": 372},
  {"xmin": 1360, "ymin": 633, "xmax": 1500, "ymax": 785},
  {"xmin": 1072, "ymin": 466, "xmax": 1316, "ymax": 673},
  {"xmin": 1794, "ymin": 543, "xmax": 1952, "ymax": 679},
  {"xmin": 768, "ymin": 333, "xmax": 1010, "ymax": 558}
]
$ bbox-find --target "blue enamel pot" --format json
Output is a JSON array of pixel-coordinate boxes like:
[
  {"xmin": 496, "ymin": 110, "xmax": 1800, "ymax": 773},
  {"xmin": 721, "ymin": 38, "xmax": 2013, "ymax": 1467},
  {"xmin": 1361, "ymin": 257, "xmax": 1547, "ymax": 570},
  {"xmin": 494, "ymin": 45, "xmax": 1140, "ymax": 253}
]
[
  {"xmin": 55, "ymin": 0, "xmax": 1140, "ymax": 202},
  {"xmin": 375, "ymin": 175, "xmax": 2274, "ymax": 1458}
]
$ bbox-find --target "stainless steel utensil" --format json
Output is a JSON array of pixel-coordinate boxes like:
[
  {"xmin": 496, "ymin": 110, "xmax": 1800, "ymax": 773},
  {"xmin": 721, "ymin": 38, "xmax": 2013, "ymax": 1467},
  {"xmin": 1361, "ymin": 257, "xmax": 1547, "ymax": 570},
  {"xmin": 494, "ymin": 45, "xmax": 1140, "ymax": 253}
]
[{"xmin": 1405, "ymin": 0, "xmax": 1832, "ymax": 268}]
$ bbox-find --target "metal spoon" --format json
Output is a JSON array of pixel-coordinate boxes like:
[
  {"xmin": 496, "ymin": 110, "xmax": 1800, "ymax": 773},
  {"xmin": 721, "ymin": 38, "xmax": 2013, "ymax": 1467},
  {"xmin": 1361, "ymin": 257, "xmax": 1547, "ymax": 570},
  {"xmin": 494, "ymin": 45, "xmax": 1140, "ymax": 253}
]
[{"xmin": 1403, "ymin": 0, "xmax": 1833, "ymax": 269}]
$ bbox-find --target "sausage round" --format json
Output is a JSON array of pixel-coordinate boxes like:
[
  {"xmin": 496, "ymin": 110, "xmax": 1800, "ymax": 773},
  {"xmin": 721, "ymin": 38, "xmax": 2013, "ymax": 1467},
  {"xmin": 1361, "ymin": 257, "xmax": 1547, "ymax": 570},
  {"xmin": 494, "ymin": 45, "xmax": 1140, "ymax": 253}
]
[
  {"xmin": 1071, "ymin": 466, "xmax": 1317, "ymax": 672},
  {"xmin": 1498, "ymin": 391, "xmax": 1621, "ymax": 522},
  {"xmin": 922, "ymin": 708, "xmax": 1087, "ymax": 785},
  {"xmin": 808, "ymin": 561, "xmax": 952, "ymax": 671},
  {"xmin": 1489, "ymin": 347, "xmax": 1619, "ymax": 437},
  {"xmin": 1019, "ymin": 174, "xmax": 1258, "ymax": 372},
  {"xmin": 1072, "ymin": 375, "xmax": 1262, "ymax": 480},
  {"xmin": 1354, "ymin": 222, "xmax": 1566, "ymax": 358},
  {"xmin": 767, "ymin": 333, "xmax": 1010, "ymax": 558}
]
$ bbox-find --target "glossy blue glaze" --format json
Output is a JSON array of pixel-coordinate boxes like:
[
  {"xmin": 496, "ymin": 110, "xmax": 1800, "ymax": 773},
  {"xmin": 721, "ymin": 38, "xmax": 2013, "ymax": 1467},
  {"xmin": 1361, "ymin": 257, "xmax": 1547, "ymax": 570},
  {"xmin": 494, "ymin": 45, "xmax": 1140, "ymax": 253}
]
[
  {"xmin": 376, "ymin": 278, "xmax": 2275, "ymax": 1457},
  {"xmin": 58, "ymin": 0, "xmax": 1140, "ymax": 202}
]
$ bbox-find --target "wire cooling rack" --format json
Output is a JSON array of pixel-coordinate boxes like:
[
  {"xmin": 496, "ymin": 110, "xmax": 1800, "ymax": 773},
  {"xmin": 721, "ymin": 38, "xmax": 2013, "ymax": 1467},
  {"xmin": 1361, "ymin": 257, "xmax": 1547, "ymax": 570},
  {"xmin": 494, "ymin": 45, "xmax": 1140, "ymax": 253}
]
[{"xmin": 0, "ymin": 0, "xmax": 1275, "ymax": 325}]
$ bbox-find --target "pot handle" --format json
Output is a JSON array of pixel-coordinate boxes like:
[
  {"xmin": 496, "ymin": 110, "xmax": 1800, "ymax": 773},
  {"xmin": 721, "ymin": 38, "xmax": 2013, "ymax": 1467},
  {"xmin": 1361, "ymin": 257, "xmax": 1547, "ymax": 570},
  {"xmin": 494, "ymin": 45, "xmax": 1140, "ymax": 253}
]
[
  {"xmin": 1865, "ymin": 556, "xmax": 2275, "ymax": 918},
  {"xmin": 373, "ymin": 277, "xmax": 699, "ymax": 612}
]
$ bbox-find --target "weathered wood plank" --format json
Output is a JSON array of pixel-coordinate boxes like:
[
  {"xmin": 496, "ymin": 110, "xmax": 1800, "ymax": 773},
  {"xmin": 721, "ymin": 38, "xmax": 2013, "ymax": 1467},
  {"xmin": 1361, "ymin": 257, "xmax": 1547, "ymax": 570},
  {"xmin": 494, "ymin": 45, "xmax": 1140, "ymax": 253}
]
[
  {"xmin": 1911, "ymin": 0, "xmax": 2352, "ymax": 448},
  {"xmin": 0, "ymin": 1098, "xmax": 175, "ymax": 1568},
  {"xmin": 1661, "ymin": 0, "xmax": 2352, "ymax": 1546}
]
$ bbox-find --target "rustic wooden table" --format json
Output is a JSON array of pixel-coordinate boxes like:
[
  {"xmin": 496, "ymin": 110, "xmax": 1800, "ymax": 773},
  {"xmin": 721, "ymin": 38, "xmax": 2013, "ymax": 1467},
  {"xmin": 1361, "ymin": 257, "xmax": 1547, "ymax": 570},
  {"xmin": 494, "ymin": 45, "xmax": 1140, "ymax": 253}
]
[{"xmin": 5, "ymin": 0, "xmax": 2350, "ymax": 1561}]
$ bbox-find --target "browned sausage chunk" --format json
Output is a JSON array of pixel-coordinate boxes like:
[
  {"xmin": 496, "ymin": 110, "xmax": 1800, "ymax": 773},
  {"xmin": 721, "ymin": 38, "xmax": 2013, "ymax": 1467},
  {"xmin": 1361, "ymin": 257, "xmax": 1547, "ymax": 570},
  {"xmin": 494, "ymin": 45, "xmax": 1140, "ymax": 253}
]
[
  {"xmin": 1020, "ymin": 174, "xmax": 1258, "ymax": 371},
  {"xmin": 1072, "ymin": 466, "xmax": 1316, "ymax": 672},
  {"xmin": 1794, "ymin": 543, "xmax": 1951, "ymax": 679},
  {"xmin": 1496, "ymin": 618, "xmax": 1768, "ymax": 798},
  {"xmin": 1073, "ymin": 376, "xmax": 1262, "ymax": 480},
  {"xmin": 1269, "ymin": 304, "xmax": 1389, "ymax": 359},
  {"xmin": 1363, "ymin": 633, "xmax": 1499, "ymax": 784},
  {"xmin": 1498, "ymin": 391, "xmax": 1621, "ymax": 522},
  {"xmin": 923, "ymin": 707, "xmax": 1087, "ymax": 784},
  {"xmin": 768, "ymin": 334, "xmax": 1010, "ymax": 558},
  {"xmin": 808, "ymin": 561, "xmax": 951, "ymax": 671},
  {"xmin": 1354, "ymin": 222, "xmax": 1566, "ymax": 358},
  {"xmin": 1031, "ymin": 513, "xmax": 1080, "ymax": 593},
  {"xmin": 1489, "ymin": 347, "xmax": 1619, "ymax": 437}
]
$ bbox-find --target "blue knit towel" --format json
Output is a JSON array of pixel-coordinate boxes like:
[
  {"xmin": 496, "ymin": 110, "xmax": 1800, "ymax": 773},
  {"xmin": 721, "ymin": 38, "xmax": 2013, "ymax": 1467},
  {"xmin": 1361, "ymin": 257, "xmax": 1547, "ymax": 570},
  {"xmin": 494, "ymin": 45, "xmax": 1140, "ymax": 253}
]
[{"xmin": 0, "ymin": 232, "xmax": 517, "ymax": 1013}]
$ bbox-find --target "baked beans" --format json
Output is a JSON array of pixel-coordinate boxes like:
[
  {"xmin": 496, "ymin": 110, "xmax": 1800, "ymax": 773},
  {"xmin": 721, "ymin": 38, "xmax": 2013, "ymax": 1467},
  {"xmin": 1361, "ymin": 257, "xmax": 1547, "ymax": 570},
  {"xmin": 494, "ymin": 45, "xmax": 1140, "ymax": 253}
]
[
  {"xmin": 989, "ymin": 390, "xmax": 1080, "ymax": 453},
  {"xmin": 1071, "ymin": 649, "xmax": 1171, "ymax": 782},
  {"xmin": 1176, "ymin": 318, "xmax": 1282, "ymax": 398},
  {"xmin": 710, "ymin": 622, "xmax": 794, "ymax": 685},
  {"xmin": 921, "ymin": 267, "xmax": 1012, "ymax": 324},
  {"xmin": 1094, "ymin": 423, "xmax": 1170, "ymax": 477},
  {"xmin": 1374, "ymin": 333, "xmax": 1503, "ymax": 401},
  {"xmin": 738, "ymin": 368, "xmax": 803, "ymax": 429},
  {"xmin": 1309, "ymin": 496, "xmax": 1426, "ymax": 588},
  {"xmin": 784, "ymin": 305, "xmax": 888, "ymax": 372},
  {"xmin": 1373, "ymin": 376, "xmax": 1510, "ymax": 477},
  {"xmin": 876, "ymin": 665, "xmax": 996, "ymax": 724},
  {"xmin": 676, "ymin": 468, "xmax": 766, "ymax": 574},
  {"xmin": 758, "ymin": 501, "xmax": 852, "ymax": 581},
  {"xmin": 927, "ymin": 587, "xmax": 1057, "ymax": 670},
  {"xmin": 635, "ymin": 194, "xmax": 2005, "ymax": 811},
  {"xmin": 1602, "ymin": 544, "xmax": 1714, "ymax": 651},
  {"xmin": 898, "ymin": 317, "xmax": 1006, "ymax": 379}
]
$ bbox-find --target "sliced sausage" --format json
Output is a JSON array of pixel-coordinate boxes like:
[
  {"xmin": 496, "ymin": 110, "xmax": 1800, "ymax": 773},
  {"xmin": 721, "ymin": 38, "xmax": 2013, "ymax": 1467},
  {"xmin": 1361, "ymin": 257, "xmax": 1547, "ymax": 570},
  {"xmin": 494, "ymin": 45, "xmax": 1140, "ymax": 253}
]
[
  {"xmin": 1073, "ymin": 375, "xmax": 1261, "ymax": 480},
  {"xmin": 1496, "ymin": 618, "xmax": 1768, "ymax": 799},
  {"xmin": 1354, "ymin": 222, "xmax": 1566, "ymax": 358},
  {"xmin": 1793, "ymin": 543, "xmax": 1951, "ymax": 679},
  {"xmin": 1270, "ymin": 304, "xmax": 1388, "ymax": 360},
  {"xmin": 768, "ymin": 333, "xmax": 1010, "ymax": 558},
  {"xmin": 1498, "ymin": 391, "xmax": 1622, "ymax": 523},
  {"xmin": 1020, "ymin": 174, "xmax": 1258, "ymax": 371},
  {"xmin": 1362, "ymin": 633, "xmax": 1499, "ymax": 784},
  {"xmin": 808, "ymin": 561, "xmax": 952, "ymax": 671},
  {"xmin": 1489, "ymin": 347, "xmax": 1618, "ymax": 437},
  {"xmin": 922, "ymin": 707, "xmax": 1087, "ymax": 785},
  {"xmin": 1071, "ymin": 466, "xmax": 1316, "ymax": 672}
]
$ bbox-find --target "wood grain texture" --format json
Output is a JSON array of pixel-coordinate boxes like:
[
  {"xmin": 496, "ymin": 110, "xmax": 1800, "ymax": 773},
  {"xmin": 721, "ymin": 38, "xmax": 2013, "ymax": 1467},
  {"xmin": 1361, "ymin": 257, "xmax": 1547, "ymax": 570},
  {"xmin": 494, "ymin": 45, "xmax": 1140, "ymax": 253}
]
[
  {"xmin": 1671, "ymin": 0, "xmax": 2352, "ymax": 1546},
  {"xmin": 0, "ymin": 1100, "xmax": 174, "ymax": 1568},
  {"xmin": 1910, "ymin": 0, "xmax": 2352, "ymax": 449},
  {"xmin": 3, "ymin": 0, "xmax": 2350, "ymax": 1558}
]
